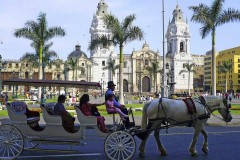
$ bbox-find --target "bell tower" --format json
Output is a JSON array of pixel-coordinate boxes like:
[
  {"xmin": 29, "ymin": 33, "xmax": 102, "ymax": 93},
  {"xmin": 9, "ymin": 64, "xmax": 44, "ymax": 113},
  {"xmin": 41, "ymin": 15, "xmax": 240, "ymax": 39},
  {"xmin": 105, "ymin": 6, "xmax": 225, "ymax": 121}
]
[
  {"xmin": 89, "ymin": 0, "xmax": 117, "ymax": 85},
  {"xmin": 165, "ymin": 4, "xmax": 193, "ymax": 94}
]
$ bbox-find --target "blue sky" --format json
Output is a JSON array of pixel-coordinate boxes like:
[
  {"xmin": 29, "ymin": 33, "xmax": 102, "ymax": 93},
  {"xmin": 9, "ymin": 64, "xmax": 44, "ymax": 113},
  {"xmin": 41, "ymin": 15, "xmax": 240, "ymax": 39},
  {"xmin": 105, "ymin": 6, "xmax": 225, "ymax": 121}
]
[{"xmin": 0, "ymin": 0, "xmax": 240, "ymax": 61}]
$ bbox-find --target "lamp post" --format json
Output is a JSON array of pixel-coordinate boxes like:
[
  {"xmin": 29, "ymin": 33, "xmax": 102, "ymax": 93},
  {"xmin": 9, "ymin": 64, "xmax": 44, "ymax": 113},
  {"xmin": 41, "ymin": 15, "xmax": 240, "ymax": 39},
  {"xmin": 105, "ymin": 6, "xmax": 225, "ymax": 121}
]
[
  {"xmin": 99, "ymin": 78, "xmax": 105, "ymax": 97},
  {"xmin": 102, "ymin": 80, "xmax": 105, "ymax": 95},
  {"xmin": 161, "ymin": 0, "xmax": 167, "ymax": 98}
]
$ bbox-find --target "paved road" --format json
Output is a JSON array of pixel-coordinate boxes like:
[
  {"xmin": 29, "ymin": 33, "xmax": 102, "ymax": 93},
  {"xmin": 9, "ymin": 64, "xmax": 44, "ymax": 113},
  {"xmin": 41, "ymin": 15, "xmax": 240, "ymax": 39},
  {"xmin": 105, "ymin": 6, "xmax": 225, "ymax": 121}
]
[{"xmin": 17, "ymin": 126, "xmax": 240, "ymax": 160}]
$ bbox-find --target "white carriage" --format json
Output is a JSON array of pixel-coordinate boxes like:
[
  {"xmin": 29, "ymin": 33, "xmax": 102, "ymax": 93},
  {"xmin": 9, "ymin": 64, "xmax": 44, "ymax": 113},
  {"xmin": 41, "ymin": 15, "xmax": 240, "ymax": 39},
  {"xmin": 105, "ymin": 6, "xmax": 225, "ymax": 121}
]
[{"xmin": 0, "ymin": 79, "xmax": 137, "ymax": 160}]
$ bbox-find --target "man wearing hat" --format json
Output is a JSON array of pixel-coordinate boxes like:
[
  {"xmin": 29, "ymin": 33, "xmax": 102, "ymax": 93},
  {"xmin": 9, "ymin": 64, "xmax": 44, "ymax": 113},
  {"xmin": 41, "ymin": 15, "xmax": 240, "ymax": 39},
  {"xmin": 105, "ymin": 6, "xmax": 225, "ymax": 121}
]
[{"xmin": 105, "ymin": 81, "xmax": 131, "ymax": 128}]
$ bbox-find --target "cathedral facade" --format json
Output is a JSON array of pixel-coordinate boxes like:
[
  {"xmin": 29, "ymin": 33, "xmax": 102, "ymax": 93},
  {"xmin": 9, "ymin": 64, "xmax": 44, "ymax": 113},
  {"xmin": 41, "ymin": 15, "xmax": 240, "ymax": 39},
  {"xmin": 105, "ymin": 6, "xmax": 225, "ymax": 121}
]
[{"xmin": 2, "ymin": 0, "xmax": 200, "ymax": 96}]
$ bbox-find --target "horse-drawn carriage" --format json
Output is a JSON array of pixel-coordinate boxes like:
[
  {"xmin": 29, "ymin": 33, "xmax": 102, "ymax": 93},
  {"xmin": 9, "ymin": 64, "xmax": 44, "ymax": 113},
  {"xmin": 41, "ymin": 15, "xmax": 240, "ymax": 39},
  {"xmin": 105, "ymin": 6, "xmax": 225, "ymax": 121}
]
[
  {"xmin": 0, "ymin": 79, "xmax": 137, "ymax": 160},
  {"xmin": 0, "ymin": 79, "xmax": 233, "ymax": 160}
]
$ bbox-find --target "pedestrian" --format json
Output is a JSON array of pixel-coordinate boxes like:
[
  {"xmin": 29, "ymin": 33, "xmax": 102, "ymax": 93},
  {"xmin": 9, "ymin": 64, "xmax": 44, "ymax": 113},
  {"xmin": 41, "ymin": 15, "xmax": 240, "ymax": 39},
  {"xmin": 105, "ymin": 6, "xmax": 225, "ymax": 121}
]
[{"xmin": 5, "ymin": 93, "xmax": 8, "ymax": 105}]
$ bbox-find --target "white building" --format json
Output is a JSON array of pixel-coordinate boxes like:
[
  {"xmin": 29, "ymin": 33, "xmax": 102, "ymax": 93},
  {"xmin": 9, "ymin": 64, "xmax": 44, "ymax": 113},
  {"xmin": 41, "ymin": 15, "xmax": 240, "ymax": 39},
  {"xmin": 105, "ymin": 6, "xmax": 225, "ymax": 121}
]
[
  {"xmin": 165, "ymin": 4, "xmax": 193, "ymax": 93},
  {"xmin": 89, "ymin": 0, "xmax": 118, "ymax": 88}
]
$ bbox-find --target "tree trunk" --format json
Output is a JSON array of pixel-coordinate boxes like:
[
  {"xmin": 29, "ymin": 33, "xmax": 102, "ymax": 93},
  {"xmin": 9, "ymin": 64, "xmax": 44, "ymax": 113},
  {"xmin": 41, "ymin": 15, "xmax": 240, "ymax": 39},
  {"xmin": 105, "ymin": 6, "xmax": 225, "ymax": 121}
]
[
  {"xmin": 38, "ymin": 44, "xmax": 43, "ymax": 102},
  {"xmin": 225, "ymin": 73, "xmax": 228, "ymax": 93},
  {"xmin": 119, "ymin": 45, "xmax": 124, "ymax": 104},
  {"xmin": 212, "ymin": 28, "xmax": 216, "ymax": 96}
]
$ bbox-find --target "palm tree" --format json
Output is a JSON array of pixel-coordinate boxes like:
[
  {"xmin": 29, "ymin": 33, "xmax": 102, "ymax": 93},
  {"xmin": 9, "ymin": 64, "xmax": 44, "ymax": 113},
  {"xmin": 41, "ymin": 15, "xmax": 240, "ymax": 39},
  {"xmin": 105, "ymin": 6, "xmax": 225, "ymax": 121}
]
[
  {"xmin": 145, "ymin": 61, "xmax": 161, "ymax": 93},
  {"xmin": 89, "ymin": 14, "xmax": 144, "ymax": 104},
  {"xmin": 189, "ymin": 0, "xmax": 240, "ymax": 95},
  {"xmin": 179, "ymin": 63, "xmax": 196, "ymax": 96},
  {"xmin": 103, "ymin": 59, "xmax": 119, "ymax": 80},
  {"xmin": 67, "ymin": 57, "xmax": 78, "ymax": 80},
  {"xmin": 14, "ymin": 12, "xmax": 65, "ymax": 100},
  {"xmin": 40, "ymin": 42, "xmax": 58, "ymax": 79},
  {"xmin": 218, "ymin": 60, "xmax": 233, "ymax": 93}
]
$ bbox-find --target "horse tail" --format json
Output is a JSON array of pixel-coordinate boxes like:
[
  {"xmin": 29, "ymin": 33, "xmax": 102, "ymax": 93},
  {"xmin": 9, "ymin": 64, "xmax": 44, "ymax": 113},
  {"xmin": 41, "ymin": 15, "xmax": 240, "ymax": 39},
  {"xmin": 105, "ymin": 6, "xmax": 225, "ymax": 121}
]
[{"xmin": 141, "ymin": 101, "xmax": 151, "ymax": 130}]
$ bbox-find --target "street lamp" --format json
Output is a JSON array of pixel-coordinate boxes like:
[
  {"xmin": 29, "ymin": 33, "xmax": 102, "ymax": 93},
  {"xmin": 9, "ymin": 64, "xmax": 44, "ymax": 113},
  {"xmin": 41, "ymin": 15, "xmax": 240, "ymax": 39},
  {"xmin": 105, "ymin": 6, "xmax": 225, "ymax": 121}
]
[
  {"xmin": 99, "ymin": 79, "xmax": 105, "ymax": 96},
  {"xmin": 161, "ymin": 0, "xmax": 167, "ymax": 98}
]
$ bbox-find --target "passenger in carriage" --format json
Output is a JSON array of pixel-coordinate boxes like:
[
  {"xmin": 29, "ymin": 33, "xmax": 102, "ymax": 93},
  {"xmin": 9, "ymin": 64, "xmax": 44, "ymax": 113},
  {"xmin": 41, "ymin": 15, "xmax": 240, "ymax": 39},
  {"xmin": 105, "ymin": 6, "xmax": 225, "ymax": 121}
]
[
  {"xmin": 78, "ymin": 94, "xmax": 109, "ymax": 133},
  {"xmin": 53, "ymin": 95, "xmax": 76, "ymax": 133},
  {"xmin": 106, "ymin": 94, "xmax": 128, "ymax": 121},
  {"xmin": 105, "ymin": 81, "xmax": 132, "ymax": 129}
]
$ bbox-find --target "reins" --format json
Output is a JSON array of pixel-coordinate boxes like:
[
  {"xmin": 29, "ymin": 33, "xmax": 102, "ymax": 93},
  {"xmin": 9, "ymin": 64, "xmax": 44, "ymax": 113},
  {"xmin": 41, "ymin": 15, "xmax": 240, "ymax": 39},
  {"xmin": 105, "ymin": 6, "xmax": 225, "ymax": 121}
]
[{"xmin": 197, "ymin": 96, "xmax": 228, "ymax": 122}]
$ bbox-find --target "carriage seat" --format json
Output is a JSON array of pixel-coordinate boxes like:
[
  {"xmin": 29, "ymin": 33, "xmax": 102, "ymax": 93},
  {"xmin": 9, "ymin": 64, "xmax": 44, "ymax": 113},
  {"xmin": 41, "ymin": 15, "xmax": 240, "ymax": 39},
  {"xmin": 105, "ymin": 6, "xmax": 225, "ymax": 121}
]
[
  {"xmin": 41, "ymin": 104, "xmax": 62, "ymax": 125},
  {"xmin": 74, "ymin": 106, "xmax": 97, "ymax": 126},
  {"xmin": 44, "ymin": 102, "xmax": 56, "ymax": 115},
  {"xmin": 7, "ymin": 102, "xmax": 40, "ymax": 124}
]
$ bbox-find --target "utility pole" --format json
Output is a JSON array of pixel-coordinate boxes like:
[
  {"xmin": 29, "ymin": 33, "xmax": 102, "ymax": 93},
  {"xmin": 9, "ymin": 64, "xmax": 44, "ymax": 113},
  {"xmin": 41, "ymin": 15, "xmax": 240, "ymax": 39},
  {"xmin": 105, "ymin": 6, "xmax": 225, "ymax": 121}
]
[{"xmin": 161, "ymin": 0, "xmax": 167, "ymax": 98}]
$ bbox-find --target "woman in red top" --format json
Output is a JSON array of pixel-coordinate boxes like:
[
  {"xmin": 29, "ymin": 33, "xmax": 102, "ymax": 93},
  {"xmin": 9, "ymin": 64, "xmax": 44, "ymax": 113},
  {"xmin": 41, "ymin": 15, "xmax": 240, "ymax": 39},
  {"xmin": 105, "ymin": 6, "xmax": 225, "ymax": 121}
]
[{"xmin": 79, "ymin": 94, "xmax": 109, "ymax": 133}]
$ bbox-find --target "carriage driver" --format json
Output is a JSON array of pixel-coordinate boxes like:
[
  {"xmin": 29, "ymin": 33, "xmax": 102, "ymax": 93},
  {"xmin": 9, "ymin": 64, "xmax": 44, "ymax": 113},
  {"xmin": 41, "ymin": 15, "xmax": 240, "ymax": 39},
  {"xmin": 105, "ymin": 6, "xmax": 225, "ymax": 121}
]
[
  {"xmin": 53, "ymin": 95, "xmax": 76, "ymax": 133},
  {"xmin": 105, "ymin": 81, "xmax": 132, "ymax": 129}
]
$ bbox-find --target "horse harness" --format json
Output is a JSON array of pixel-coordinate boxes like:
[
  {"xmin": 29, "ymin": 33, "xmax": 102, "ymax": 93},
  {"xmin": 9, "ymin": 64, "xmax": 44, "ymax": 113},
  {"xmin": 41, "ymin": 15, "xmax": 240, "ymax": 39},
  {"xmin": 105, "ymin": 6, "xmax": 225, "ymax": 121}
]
[{"xmin": 149, "ymin": 97, "xmax": 211, "ymax": 130}]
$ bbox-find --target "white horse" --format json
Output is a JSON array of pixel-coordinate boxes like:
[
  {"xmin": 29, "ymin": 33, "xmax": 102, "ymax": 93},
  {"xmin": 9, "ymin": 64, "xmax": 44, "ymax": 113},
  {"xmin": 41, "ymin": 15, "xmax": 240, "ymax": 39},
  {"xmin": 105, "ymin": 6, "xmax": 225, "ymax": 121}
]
[{"xmin": 139, "ymin": 95, "xmax": 232, "ymax": 157}]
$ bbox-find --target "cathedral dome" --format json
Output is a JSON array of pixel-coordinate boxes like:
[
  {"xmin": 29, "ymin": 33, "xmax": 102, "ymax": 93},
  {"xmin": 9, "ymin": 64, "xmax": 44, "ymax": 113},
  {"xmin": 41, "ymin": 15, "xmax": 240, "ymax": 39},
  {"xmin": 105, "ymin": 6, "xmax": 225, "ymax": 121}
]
[{"xmin": 68, "ymin": 44, "xmax": 88, "ymax": 58}]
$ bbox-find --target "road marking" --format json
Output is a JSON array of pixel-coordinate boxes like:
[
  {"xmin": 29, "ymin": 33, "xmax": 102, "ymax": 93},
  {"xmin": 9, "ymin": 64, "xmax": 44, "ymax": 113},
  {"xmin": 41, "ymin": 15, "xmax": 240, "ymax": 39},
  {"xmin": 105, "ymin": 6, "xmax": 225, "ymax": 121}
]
[{"xmin": 19, "ymin": 153, "xmax": 102, "ymax": 159}]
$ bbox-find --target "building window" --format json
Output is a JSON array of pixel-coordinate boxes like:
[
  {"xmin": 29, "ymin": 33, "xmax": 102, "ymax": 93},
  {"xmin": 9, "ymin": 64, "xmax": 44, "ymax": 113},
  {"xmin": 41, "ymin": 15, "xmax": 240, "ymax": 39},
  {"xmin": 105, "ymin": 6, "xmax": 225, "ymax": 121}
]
[
  {"xmin": 180, "ymin": 42, "xmax": 184, "ymax": 52},
  {"xmin": 16, "ymin": 63, "xmax": 19, "ymax": 68},
  {"xmin": 102, "ymin": 72, "xmax": 105, "ymax": 77},
  {"xmin": 9, "ymin": 63, "xmax": 12, "ymax": 68},
  {"xmin": 183, "ymin": 63, "xmax": 186, "ymax": 68},
  {"xmin": 183, "ymin": 74, "xmax": 185, "ymax": 78},
  {"xmin": 102, "ymin": 61, "xmax": 105, "ymax": 66},
  {"xmin": 82, "ymin": 63, "xmax": 84, "ymax": 66},
  {"xmin": 26, "ymin": 64, "xmax": 28, "ymax": 67},
  {"xmin": 144, "ymin": 60, "xmax": 149, "ymax": 66},
  {"xmin": 124, "ymin": 61, "xmax": 127, "ymax": 68}
]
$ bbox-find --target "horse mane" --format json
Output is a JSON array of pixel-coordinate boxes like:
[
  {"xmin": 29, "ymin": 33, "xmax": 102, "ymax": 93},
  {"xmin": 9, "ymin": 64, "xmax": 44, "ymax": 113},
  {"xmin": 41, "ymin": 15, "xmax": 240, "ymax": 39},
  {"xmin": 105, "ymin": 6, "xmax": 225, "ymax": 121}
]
[
  {"xmin": 200, "ymin": 95, "xmax": 222, "ymax": 103},
  {"xmin": 200, "ymin": 95, "xmax": 224, "ymax": 110}
]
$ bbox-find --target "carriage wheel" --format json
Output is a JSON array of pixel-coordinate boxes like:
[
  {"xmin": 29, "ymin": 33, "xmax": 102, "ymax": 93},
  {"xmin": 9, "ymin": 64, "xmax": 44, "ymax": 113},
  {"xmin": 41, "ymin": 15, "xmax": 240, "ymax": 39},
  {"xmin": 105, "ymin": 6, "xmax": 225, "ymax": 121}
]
[
  {"xmin": 104, "ymin": 131, "xmax": 136, "ymax": 160},
  {"xmin": 0, "ymin": 125, "xmax": 24, "ymax": 160},
  {"xmin": 24, "ymin": 138, "xmax": 38, "ymax": 149}
]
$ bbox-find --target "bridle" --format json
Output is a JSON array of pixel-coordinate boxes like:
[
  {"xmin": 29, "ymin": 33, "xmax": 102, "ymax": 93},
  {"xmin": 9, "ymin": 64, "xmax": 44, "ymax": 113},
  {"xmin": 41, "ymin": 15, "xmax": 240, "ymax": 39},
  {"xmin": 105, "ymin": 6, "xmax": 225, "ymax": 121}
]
[{"xmin": 198, "ymin": 96, "xmax": 231, "ymax": 122}]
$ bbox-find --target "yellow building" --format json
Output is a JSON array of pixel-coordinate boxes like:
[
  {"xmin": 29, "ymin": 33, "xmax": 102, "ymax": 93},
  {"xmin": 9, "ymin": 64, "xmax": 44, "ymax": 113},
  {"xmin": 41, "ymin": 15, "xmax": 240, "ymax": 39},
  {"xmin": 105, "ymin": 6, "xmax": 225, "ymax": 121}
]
[
  {"xmin": 216, "ymin": 46, "xmax": 240, "ymax": 94},
  {"xmin": 204, "ymin": 50, "xmax": 215, "ymax": 92}
]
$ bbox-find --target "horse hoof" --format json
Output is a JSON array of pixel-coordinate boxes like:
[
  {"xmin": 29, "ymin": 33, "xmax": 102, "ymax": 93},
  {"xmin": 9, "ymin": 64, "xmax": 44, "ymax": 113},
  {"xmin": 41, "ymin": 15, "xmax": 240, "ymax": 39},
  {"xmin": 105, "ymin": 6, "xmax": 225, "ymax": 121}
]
[
  {"xmin": 202, "ymin": 148, "xmax": 208, "ymax": 154},
  {"xmin": 160, "ymin": 150, "xmax": 168, "ymax": 156},
  {"xmin": 139, "ymin": 153, "xmax": 144, "ymax": 158},
  {"xmin": 191, "ymin": 153, "xmax": 198, "ymax": 157},
  {"xmin": 161, "ymin": 152, "xmax": 168, "ymax": 156}
]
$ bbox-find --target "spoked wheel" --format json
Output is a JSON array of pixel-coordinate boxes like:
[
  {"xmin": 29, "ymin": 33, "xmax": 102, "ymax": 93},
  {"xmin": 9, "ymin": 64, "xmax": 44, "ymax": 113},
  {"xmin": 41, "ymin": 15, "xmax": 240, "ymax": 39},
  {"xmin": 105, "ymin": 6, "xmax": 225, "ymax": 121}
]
[
  {"xmin": 24, "ymin": 138, "xmax": 38, "ymax": 149},
  {"xmin": 0, "ymin": 125, "xmax": 24, "ymax": 160},
  {"xmin": 104, "ymin": 131, "xmax": 136, "ymax": 160}
]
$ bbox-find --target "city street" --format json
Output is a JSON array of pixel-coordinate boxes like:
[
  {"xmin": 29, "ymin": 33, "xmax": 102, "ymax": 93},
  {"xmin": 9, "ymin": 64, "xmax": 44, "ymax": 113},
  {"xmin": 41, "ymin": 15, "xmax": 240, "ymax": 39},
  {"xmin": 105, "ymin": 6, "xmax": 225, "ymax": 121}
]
[{"xmin": 18, "ymin": 126, "xmax": 240, "ymax": 160}]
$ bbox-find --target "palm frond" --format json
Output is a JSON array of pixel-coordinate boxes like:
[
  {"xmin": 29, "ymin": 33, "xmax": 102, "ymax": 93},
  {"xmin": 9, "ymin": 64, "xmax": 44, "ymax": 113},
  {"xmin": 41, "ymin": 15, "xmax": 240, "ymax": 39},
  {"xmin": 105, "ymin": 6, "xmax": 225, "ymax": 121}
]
[
  {"xmin": 217, "ymin": 8, "xmax": 240, "ymax": 25},
  {"xmin": 211, "ymin": 0, "xmax": 224, "ymax": 19},
  {"xmin": 122, "ymin": 14, "xmax": 136, "ymax": 30}
]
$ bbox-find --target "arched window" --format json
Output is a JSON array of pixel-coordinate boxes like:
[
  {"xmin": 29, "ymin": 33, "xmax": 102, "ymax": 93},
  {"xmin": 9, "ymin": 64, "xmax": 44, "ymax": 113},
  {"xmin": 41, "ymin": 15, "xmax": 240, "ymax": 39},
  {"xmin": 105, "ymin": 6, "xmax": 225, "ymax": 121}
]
[
  {"xmin": 180, "ymin": 42, "xmax": 184, "ymax": 52},
  {"xmin": 145, "ymin": 59, "xmax": 149, "ymax": 66}
]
